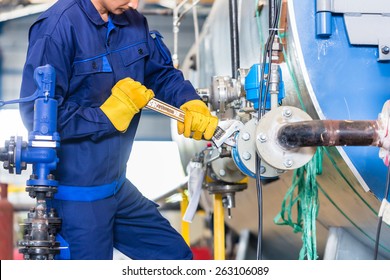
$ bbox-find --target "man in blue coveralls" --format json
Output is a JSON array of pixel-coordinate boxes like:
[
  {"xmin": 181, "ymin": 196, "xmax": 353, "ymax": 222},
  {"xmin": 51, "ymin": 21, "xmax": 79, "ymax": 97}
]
[{"xmin": 19, "ymin": 0, "xmax": 218, "ymax": 260}]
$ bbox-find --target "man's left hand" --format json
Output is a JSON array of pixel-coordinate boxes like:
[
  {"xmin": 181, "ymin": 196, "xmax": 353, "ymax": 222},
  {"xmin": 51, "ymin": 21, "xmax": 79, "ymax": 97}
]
[{"xmin": 177, "ymin": 100, "xmax": 218, "ymax": 140}]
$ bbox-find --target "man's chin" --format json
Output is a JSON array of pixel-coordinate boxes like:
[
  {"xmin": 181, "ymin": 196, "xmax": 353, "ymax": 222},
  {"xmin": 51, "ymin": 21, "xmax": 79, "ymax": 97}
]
[{"xmin": 112, "ymin": 8, "xmax": 129, "ymax": 15}]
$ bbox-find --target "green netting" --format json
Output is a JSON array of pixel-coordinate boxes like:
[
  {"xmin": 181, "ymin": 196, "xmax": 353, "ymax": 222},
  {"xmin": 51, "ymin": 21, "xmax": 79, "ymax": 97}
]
[
  {"xmin": 274, "ymin": 148, "xmax": 323, "ymax": 260},
  {"xmin": 256, "ymin": 1, "xmax": 390, "ymax": 258}
]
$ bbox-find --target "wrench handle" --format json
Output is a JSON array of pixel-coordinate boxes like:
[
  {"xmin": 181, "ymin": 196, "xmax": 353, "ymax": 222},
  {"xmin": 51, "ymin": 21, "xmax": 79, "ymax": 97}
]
[
  {"xmin": 145, "ymin": 98, "xmax": 185, "ymax": 122},
  {"xmin": 145, "ymin": 98, "xmax": 227, "ymax": 145}
]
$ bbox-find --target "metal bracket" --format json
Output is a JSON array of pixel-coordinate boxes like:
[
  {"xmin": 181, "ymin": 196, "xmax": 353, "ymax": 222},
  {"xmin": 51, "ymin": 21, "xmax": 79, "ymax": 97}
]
[{"xmin": 316, "ymin": 0, "xmax": 390, "ymax": 61}]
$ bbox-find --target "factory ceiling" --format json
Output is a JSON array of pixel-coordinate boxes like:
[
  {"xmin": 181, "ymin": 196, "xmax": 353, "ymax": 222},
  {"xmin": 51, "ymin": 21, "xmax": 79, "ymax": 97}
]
[{"xmin": 0, "ymin": 0, "xmax": 214, "ymax": 22}]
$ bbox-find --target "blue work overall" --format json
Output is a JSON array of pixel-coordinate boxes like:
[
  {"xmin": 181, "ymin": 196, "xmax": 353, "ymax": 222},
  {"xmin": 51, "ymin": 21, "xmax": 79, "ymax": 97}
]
[{"xmin": 19, "ymin": 0, "xmax": 197, "ymax": 260}]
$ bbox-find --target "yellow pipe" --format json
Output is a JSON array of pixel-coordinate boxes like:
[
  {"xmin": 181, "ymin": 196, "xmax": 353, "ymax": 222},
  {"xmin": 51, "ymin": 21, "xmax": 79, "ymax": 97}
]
[
  {"xmin": 180, "ymin": 190, "xmax": 190, "ymax": 246},
  {"xmin": 213, "ymin": 193, "xmax": 225, "ymax": 260}
]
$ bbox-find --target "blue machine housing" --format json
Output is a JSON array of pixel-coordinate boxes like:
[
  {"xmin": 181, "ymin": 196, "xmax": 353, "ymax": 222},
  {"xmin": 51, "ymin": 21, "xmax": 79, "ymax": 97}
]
[
  {"xmin": 245, "ymin": 63, "xmax": 285, "ymax": 110},
  {"xmin": 293, "ymin": 1, "xmax": 390, "ymax": 200}
]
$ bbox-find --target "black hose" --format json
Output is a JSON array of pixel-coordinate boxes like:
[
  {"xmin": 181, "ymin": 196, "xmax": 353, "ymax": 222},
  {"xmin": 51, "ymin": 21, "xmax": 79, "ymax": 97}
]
[
  {"xmin": 255, "ymin": 155, "xmax": 263, "ymax": 260},
  {"xmin": 255, "ymin": 0, "xmax": 283, "ymax": 261},
  {"xmin": 229, "ymin": 0, "xmax": 240, "ymax": 78}
]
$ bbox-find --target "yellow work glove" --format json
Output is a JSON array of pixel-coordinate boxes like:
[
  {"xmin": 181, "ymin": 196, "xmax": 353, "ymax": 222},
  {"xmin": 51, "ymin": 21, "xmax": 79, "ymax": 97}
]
[
  {"xmin": 100, "ymin": 78, "xmax": 154, "ymax": 132},
  {"xmin": 177, "ymin": 99, "xmax": 218, "ymax": 140}
]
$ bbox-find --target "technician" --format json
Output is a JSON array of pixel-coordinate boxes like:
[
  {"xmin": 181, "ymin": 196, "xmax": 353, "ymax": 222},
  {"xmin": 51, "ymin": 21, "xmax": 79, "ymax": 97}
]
[{"xmin": 19, "ymin": 0, "xmax": 218, "ymax": 260}]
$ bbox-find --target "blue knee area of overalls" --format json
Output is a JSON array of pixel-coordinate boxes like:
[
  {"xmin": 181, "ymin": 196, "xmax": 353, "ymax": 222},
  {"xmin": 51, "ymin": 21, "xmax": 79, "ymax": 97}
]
[{"xmin": 113, "ymin": 180, "xmax": 194, "ymax": 260}]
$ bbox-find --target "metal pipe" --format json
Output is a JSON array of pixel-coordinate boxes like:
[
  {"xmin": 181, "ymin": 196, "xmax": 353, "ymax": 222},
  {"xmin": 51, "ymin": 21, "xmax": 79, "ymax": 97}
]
[
  {"xmin": 213, "ymin": 194, "xmax": 225, "ymax": 260},
  {"xmin": 229, "ymin": 0, "xmax": 240, "ymax": 78},
  {"xmin": 277, "ymin": 120, "xmax": 380, "ymax": 149},
  {"xmin": 172, "ymin": 0, "xmax": 188, "ymax": 68}
]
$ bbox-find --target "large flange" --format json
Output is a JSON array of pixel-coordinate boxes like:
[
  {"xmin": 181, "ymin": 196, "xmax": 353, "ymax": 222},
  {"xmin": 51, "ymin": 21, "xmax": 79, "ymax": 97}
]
[
  {"xmin": 255, "ymin": 106, "xmax": 316, "ymax": 170},
  {"xmin": 232, "ymin": 118, "xmax": 280, "ymax": 178}
]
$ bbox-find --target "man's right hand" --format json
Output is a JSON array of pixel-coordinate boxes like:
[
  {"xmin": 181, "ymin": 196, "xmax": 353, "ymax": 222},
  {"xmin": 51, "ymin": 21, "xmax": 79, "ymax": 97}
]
[{"xmin": 100, "ymin": 78, "xmax": 155, "ymax": 132}]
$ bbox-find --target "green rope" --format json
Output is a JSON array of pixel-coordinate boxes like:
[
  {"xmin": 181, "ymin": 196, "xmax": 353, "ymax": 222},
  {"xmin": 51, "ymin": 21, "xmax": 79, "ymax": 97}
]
[
  {"xmin": 277, "ymin": 20, "xmax": 388, "ymax": 254},
  {"xmin": 266, "ymin": 0, "xmax": 390, "ymax": 257},
  {"xmin": 274, "ymin": 34, "xmax": 318, "ymax": 257},
  {"xmin": 274, "ymin": 148, "xmax": 323, "ymax": 260}
]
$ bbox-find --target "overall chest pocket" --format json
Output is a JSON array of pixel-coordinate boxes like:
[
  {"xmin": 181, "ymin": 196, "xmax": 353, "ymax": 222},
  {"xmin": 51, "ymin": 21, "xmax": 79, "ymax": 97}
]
[
  {"xmin": 72, "ymin": 56, "xmax": 114, "ymax": 105},
  {"xmin": 73, "ymin": 55, "xmax": 113, "ymax": 76},
  {"xmin": 119, "ymin": 42, "xmax": 149, "ymax": 67}
]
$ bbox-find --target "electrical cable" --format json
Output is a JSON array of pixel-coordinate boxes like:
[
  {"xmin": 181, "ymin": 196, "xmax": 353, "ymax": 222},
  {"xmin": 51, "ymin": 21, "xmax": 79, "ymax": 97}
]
[
  {"xmin": 259, "ymin": 0, "xmax": 282, "ymax": 116},
  {"xmin": 254, "ymin": 1, "xmax": 272, "ymax": 260},
  {"xmin": 254, "ymin": 0, "xmax": 282, "ymax": 260},
  {"xmin": 259, "ymin": 0, "xmax": 280, "ymax": 117},
  {"xmin": 374, "ymin": 163, "xmax": 390, "ymax": 259},
  {"xmin": 255, "ymin": 154, "xmax": 263, "ymax": 260},
  {"xmin": 261, "ymin": 0, "xmax": 282, "ymax": 116}
]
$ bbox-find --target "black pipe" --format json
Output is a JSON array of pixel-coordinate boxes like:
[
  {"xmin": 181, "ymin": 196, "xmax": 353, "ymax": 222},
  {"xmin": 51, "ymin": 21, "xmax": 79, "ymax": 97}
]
[
  {"xmin": 229, "ymin": 0, "xmax": 240, "ymax": 79},
  {"xmin": 277, "ymin": 120, "xmax": 380, "ymax": 149}
]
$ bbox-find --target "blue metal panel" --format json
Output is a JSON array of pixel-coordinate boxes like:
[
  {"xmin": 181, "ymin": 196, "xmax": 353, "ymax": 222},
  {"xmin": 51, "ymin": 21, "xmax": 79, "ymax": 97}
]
[
  {"xmin": 245, "ymin": 63, "xmax": 285, "ymax": 110},
  {"xmin": 293, "ymin": 1, "xmax": 390, "ymax": 200}
]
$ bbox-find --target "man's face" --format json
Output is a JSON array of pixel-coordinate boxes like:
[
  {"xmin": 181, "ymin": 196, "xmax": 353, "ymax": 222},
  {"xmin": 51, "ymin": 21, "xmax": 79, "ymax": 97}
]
[{"xmin": 93, "ymin": 0, "xmax": 139, "ymax": 15}]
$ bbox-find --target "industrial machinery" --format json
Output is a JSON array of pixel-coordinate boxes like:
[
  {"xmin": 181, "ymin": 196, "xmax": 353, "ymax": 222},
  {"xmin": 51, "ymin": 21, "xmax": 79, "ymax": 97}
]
[
  {"xmin": 173, "ymin": 0, "xmax": 390, "ymax": 260},
  {"xmin": 0, "ymin": 64, "xmax": 61, "ymax": 260},
  {"xmin": 1, "ymin": 0, "xmax": 390, "ymax": 261}
]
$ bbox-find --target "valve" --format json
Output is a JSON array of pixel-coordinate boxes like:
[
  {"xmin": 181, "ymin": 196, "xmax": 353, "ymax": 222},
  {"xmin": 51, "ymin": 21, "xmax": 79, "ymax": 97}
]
[{"xmin": 0, "ymin": 64, "xmax": 62, "ymax": 260}]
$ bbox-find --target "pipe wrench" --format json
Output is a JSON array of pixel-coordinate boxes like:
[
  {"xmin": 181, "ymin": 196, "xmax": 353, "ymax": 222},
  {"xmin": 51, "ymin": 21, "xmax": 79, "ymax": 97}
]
[{"xmin": 146, "ymin": 98, "xmax": 243, "ymax": 147}]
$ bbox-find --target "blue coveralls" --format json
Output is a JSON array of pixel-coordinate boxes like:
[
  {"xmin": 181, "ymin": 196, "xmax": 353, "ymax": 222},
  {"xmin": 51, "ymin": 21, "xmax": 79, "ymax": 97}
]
[{"xmin": 19, "ymin": 0, "xmax": 197, "ymax": 260}]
